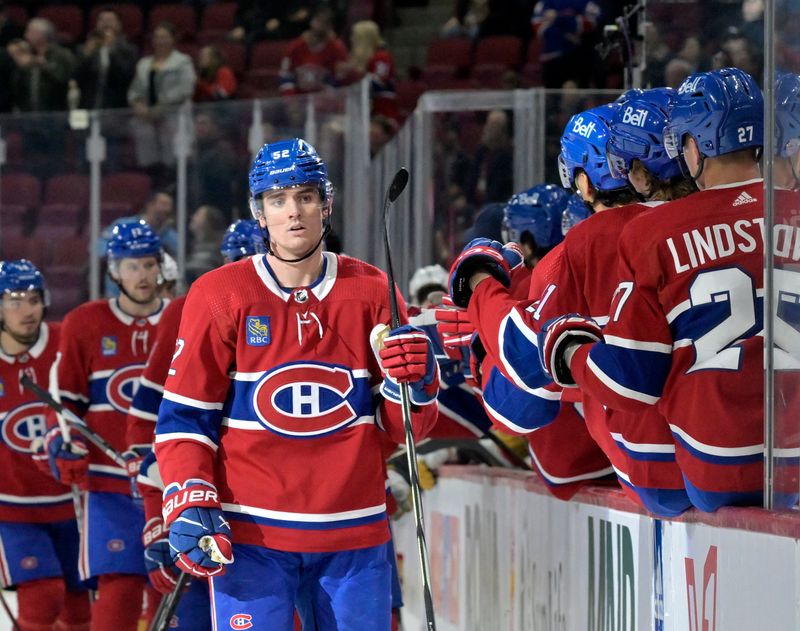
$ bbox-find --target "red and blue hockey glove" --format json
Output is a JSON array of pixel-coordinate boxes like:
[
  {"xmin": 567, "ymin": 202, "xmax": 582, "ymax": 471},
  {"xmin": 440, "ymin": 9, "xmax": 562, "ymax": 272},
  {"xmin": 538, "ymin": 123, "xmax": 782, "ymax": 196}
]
[
  {"xmin": 376, "ymin": 324, "xmax": 439, "ymax": 406},
  {"xmin": 44, "ymin": 427, "xmax": 89, "ymax": 487},
  {"xmin": 434, "ymin": 294, "xmax": 474, "ymax": 357},
  {"xmin": 142, "ymin": 517, "xmax": 178, "ymax": 595},
  {"xmin": 467, "ymin": 332, "xmax": 486, "ymax": 391},
  {"xmin": 162, "ymin": 480, "xmax": 233, "ymax": 578},
  {"xmin": 538, "ymin": 314, "xmax": 603, "ymax": 388},
  {"xmin": 448, "ymin": 239, "xmax": 523, "ymax": 308},
  {"xmin": 122, "ymin": 444, "xmax": 151, "ymax": 504}
]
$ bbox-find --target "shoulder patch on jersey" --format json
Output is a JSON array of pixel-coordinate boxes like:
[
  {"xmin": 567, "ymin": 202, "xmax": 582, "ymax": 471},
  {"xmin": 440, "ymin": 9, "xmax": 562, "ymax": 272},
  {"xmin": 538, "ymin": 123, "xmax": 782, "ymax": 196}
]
[
  {"xmin": 101, "ymin": 336, "xmax": 118, "ymax": 356},
  {"xmin": 0, "ymin": 378, "xmax": 4, "ymax": 397},
  {"xmin": 246, "ymin": 316, "xmax": 271, "ymax": 346}
]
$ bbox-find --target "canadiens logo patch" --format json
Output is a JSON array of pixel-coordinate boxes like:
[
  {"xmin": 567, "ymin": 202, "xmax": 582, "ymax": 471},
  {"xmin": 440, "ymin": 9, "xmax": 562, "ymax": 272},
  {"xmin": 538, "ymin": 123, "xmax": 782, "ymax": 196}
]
[
  {"xmin": 20, "ymin": 556, "xmax": 38, "ymax": 570},
  {"xmin": 252, "ymin": 362, "xmax": 360, "ymax": 437},
  {"xmin": 107, "ymin": 539, "xmax": 125, "ymax": 552},
  {"xmin": 246, "ymin": 316, "xmax": 271, "ymax": 346},
  {"xmin": 101, "ymin": 336, "xmax": 118, "ymax": 356},
  {"xmin": 230, "ymin": 614, "xmax": 253, "ymax": 630},
  {"xmin": 1, "ymin": 402, "xmax": 48, "ymax": 453},
  {"xmin": 105, "ymin": 364, "xmax": 145, "ymax": 414}
]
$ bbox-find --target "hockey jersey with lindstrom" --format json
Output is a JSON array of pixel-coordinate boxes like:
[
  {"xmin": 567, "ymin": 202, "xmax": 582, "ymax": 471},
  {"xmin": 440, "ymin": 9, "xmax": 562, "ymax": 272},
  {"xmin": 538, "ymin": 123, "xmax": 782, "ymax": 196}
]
[
  {"xmin": 0, "ymin": 323, "xmax": 75, "ymax": 522},
  {"xmin": 155, "ymin": 253, "xmax": 438, "ymax": 553},
  {"xmin": 52, "ymin": 298, "xmax": 166, "ymax": 494}
]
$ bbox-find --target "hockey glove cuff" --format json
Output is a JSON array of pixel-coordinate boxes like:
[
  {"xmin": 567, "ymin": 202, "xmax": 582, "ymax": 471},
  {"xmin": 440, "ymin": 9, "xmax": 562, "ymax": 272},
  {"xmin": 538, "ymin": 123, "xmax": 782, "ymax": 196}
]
[
  {"xmin": 375, "ymin": 324, "xmax": 439, "ymax": 406},
  {"xmin": 142, "ymin": 517, "xmax": 178, "ymax": 595},
  {"xmin": 448, "ymin": 238, "xmax": 514, "ymax": 308},
  {"xmin": 538, "ymin": 314, "xmax": 602, "ymax": 388}
]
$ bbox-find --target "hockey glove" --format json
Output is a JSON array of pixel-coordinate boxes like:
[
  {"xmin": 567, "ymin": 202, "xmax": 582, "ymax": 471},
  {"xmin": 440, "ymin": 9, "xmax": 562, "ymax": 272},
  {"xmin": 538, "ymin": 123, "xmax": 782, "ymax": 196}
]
[
  {"xmin": 448, "ymin": 239, "xmax": 523, "ymax": 308},
  {"xmin": 163, "ymin": 480, "xmax": 233, "ymax": 578},
  {"xmin": 467, "ymin": 332, "xmax": 486, "ymax": 391},
  {"xmin": 122, "ymin": 444, "xmax": 151, "ymax": 505},
  {"xmin": 31, "ymin": 436, "xmax": 53, "ymax": 478},
  {"xmin": 538, "ymin": 314, "xmax": 603, "ymax": 388},
  {"xmin": 44, "ymin": 427, "xmax": 89, "ymax": 486},
  {"xmin": 434, "ymin": 294, "xmax": 474, "ymax": 356},
  {"xmin": 142, "ymin": 517, "xmax": 178, "ymax": 595},
  {"xmin": 376, "ymin": 324, "xmax": 439, "ymax": 406}
]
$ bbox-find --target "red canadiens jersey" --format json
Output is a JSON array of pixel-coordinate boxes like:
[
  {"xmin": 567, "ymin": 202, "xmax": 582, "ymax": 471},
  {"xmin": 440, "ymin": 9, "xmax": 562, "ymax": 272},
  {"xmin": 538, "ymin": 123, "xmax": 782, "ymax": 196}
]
[
  {"xmin": 279, "ymin": 34, "xmax": 349, "ymax": 95},
  {"xmin": 570, "ymin": 179, "xmax": 780, "ymax": 510},
  {"xmin": 155, "ymin": 253, "xmax": 438, "ymax": 553},
  {"xmin": 53, "ymin": 298, "xmax": 167, "ymax": 494},
  {"xmin": 0, "ymin": 323, "xmax": 75, "ymax": 523},
  {"xmin": 127, "ymin": 295, "xmax": 187, "ymax": 449}
]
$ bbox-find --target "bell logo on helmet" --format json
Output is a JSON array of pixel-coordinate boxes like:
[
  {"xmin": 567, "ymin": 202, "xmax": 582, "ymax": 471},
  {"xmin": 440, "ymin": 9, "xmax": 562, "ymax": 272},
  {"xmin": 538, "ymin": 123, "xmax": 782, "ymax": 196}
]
[
  {"xmin": 622, "ymin": 106, "xmax": 649, "ymax": 127},
  {"xmin": 571, "ymin": 116, "xmax": 597, "ymax": 138},
  {"xmin": 230, "ymin": 614, "xmax": 253, "ymax": 630},
  {"xmin": 679, "ymin": 76, "xmax": 702, "ymax": 94}
]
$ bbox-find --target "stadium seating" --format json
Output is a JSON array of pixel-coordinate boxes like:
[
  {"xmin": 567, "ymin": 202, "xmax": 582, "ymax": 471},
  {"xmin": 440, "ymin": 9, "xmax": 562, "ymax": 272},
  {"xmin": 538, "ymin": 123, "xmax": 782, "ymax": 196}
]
[
  {"xmin": 88, "ymin": 4, "xmax": 143, "ymax": 43},
  {"xmin": 422, "ymin": 37, "xmax": 473, "ymax": 81},
  {"xmin": 37, "ymin": 5, "xmax": 84, "ymax": 45},
  {"xmin": 148, "ymin": 4, "xmax": 197, "ymax": 42},
  {"xmin": 198, "ymin": 2, "xmax": 237, "ymax": 42}
]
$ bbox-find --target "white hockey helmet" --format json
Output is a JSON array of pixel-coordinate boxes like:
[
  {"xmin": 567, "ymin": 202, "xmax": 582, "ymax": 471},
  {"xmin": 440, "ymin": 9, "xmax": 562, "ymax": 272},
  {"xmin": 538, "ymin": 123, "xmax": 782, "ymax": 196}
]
[{"xmin": 408, "ymin": 264, "xmax": 448, "ymax": 306}]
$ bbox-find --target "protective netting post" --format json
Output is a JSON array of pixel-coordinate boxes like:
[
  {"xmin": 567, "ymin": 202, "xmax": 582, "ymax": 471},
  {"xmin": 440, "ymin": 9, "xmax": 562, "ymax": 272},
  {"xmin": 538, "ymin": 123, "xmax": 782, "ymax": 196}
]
[
  {"xmin": 173, "ymin": 102, "xmax": 192, "ymax": 295},
  {"xmin": 87, "ymin": 112, "xmax": 106, "ymax": 300}
]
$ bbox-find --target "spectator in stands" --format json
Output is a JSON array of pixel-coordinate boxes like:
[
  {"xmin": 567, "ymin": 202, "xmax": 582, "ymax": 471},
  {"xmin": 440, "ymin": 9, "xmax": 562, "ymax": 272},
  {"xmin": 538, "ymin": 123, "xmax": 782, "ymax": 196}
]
[
  {"xmin": 465, "ymin": 109, "xmax": 514, "ymax": 206},
  {"xmin": 190, "ymin": 111, "xmax": 240, "ymax": 221},
  {"xmin": 194, "ymin": 45, "xmax": 238, "ymax": 101},
  {"xmin": 531, "ymin": 0, "xmax": 601, "ymax": 88},
  {"xmin": 74, "ymin": 8, "xmax": 137, "ymax": 110},
  {"xmin": 7, "ymin": 18, "xmax": 75, "ymax": 112},
  {"xmin": 128, "ymin": 22, "xmax": 196, "ymax": 178},
  {"xmin": 440, "ymin": 0, "xmax": 488, "ymax": 39},
  {"xmin": 185, "ymin": 204, "xmax": 227, "ymax": 283},
  {"xmin": 339, "ymin": 20, "xmax": 398, "ymax": 122},
  {"xmin": 229, "ymin": 2, "xmax": 312, "ymax": 43},
  {"xmin": 644, "ymin": 22, "xmax": 671, "ymax": 87},
  {"xmin": 0, "ymin": 1, "xmax": 22, "ymax": 47},
  {"xmin": 664, "ymin": 57, "xmax": 693, "ymax": 88},
  {"xmin": 97, "ymin": 190, "xmax": 178, "ymax": 297},
  {"xmin": 675, "ymin": 35, "xmax": 702, "ymax": 73},
  {"xmin": 369, "ymin": 114, "xmax": 397, "ymax": 157},
  {"xmin": 278, "ymin": 5, "xmax": 349, "ymax": 95}
]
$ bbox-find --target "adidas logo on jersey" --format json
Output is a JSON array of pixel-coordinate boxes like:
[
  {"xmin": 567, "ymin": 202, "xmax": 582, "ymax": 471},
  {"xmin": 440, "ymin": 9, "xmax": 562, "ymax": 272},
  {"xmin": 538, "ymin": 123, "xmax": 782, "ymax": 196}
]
[
  {"xmin": 571, "ymin": 116, "xmax": 596, "ymax": 138},
  {"xmin": 732, "ymin": 191, "xmax": 758, "ymax": 206}
]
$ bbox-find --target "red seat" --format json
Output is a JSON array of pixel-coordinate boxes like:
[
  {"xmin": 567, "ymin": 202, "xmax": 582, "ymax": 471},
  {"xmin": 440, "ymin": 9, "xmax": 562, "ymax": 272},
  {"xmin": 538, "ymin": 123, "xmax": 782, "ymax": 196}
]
[
  {"xmin": 49, "ymin": 286, "xmax": 87, "ymax": 320},
  {"xmin": 0, "ymin": 204, "xmax": 29, "ymax": 237},
  {"xmin": 1, "ymin": 173, "xmax": 42, "ymax": 208},
  {"xmin": 395, "ymin": 80, "xmax": 427, "ymax": 116},
  {"xmin": 423, "ymin": 38, "xmax": 473, "ymax": 80},
  {"xmin": 216, "ymin": 42, "xmax": 247, "ymax": 77},
  {"xmin": 200, "ymin": 3, "xmax": 237, "ymax": 32},
  {"xmin": 101, "ymin": 172, "xmax": 152, "ymax": 210},
  {"xmin": 50, "ymin": 236, "xmax": 89, "ymax": 267},
  {"xmin": 44, "ymin": 173, "xmax": 90, "ymax": 206},
  {"xmin": 101, "ymin": 203, "xmax": 136, "ymax": 226},
  {"xmin": 148, "ymin": 4, "xmax": 197, "ymax": 41},
  {"xmin": 177, "ymin": 42, "xmax": 201, "ymax": 60},
  {"xmin": 37, "ymin": 5, "xmax": 84, "ymax": 45},
  {"xmin": 521, "ymin": 39, "xmax": 543, "ymax": 86},
  {"xmin": 36, "ymin": 204, "xmax": 85, "ymax": 238},
  {"xmin": 473, "ymin": 35, "xmax": 523, "ymax": 67},
  {"xmin": 5, "ymin": 5, "xmax": 28, "ymax": 28},
  {"xmin": 0, "ymin": 237, "xmax": 46, "ymax": 264},
  {"xmin": 249, "ymin": 40, "xmax": 291, "ymax": 70},
  {"xmin": 89, "ymin": 4, "xmax": 143, "ymax": 43}
]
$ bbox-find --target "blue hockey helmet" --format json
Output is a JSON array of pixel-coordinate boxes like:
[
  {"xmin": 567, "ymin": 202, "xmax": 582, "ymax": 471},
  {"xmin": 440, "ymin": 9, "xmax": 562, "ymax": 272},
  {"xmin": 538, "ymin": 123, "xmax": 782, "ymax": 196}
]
[
  {"xmin": 106, "ymin": 219, "xmax": 162, "ymax": 262},
  {"xmin": 614, "ymin": 88, "xmax": 645, "ymax": 104},
  {"xmin": 248, "ymin": 138, "xmax": 333, "ymax": 218},
  {"xmin": 561, "ymin": 194, "xmax": 593, "ymax": 236},
  {"xmin": 0, "ymin": 259, "xmax": 46, "ymax": 295},
  {"xmin": 663, "ymin": 67, "xmax": 763, "ymax": 162},
  {"xmin": 776, "ymin": 73, "xmax": 800, "ymax": 158},
  {"xmin": 606, "ymin": 87, "xmax": 683, "ymax": 182},
  {"xmin": 502, "ymin": 184, "xmax": 570, "ymax": 249},
  {"xmin": 220, "ymin": 219, "xmax": 267, "ymax": 262},
  {"xmin": 559, "ymin": 104, "xmax": 630, "ymax": 193}
]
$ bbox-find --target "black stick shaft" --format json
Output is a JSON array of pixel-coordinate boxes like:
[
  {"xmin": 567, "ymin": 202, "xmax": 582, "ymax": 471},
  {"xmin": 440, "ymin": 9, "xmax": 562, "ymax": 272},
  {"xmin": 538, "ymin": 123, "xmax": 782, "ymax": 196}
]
[{"xmin": 149, "ymin": 573, "xmax": 191, "ymax": 631}]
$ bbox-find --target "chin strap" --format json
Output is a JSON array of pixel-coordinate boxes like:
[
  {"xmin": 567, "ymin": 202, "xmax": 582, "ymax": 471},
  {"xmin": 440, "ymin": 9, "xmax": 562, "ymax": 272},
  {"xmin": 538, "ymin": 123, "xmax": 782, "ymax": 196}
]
[
  {"xmin": 259, "ymin": 219, "xmax": 331, "ymax": 265},
  {"xmin": 690, "ymin": 154, "xmax": 706, "ymax": 184}
]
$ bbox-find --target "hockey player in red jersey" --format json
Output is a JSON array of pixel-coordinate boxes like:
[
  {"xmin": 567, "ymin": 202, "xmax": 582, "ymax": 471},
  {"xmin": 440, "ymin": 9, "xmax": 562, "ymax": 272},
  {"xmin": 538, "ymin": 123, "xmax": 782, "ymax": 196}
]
[
  {"xmin": 155, "ymin": 138, "xmax": 439, "ymax": 630},
  {"xmin": 45, "ymin": 221, "xmax": 168, "ymax": 631},
  {"xmin": 540, "ymin": 67, "xmax": 773, "ymax": 512},
  {"xmin": 0, "ymin": 260, "xmax": 91, "ymax": 631}
]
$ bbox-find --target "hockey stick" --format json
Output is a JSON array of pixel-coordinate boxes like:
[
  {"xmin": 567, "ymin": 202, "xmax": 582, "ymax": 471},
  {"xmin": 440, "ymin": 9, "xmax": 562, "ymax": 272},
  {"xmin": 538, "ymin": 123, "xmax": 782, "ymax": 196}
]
[
  {"xmin": 0, "ymin": 589, "xmax": 21, "ymax": 631},
  {"xmin": 21, "ymin": 374, "xmax": 127, "ymax": 468},
  {"xmin": 382, "ymin": 167, "xmax": 437, "ymax": 631},
  {"xmin": 148, "ymin": 572, "xmax": 190, "ymax": 631}
]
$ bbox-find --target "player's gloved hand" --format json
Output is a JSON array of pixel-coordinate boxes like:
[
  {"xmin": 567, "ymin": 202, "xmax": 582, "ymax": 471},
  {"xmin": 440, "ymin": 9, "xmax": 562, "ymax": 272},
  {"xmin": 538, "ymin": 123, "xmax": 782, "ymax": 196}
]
[
  {"xmin": 538, "ymin": 314, "xmax": 603, "ymax": 388},
  {"xmin": 44, "ymin": 427, "xmax": 89, "ymax": 486},
  {"xmin": 31, "ymin": 436, "xmax": 54, "ymax": 477},
  {"xmin": 448, "ymin": 239, "xmax": 522, "ymax": 308},
  {"xmin": 142, "ymin": 517, "xmax": 178, "ymax": 595},
  {"xmin": 434, "ymin": 294, "xmax": 474, "ymax": 357},
  {"xmin": 122, "ymin": 444, "xmax": 151, "ymax": 504},
  {"xmin": 163, "ymin": 480, "xmax": 233, "ymax": 578},
  {"xmin": 466, "ymin": 332, "xmax": 486, "ymax": 391},
  {"xmin": 376, "ymin": 324, "xmax": 439, "ymax": 406}
]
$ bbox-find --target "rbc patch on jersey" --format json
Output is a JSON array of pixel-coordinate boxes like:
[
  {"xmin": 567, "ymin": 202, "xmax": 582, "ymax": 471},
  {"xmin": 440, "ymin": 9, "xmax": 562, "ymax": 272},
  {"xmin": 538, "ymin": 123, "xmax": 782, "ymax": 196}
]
[
  {"xmin": 101, "ymin": 336, "xmax": 118, "ymax": 356},
  {"xmin": 246, "ymin": 317, "xmax": 271, "ymax": 346}
]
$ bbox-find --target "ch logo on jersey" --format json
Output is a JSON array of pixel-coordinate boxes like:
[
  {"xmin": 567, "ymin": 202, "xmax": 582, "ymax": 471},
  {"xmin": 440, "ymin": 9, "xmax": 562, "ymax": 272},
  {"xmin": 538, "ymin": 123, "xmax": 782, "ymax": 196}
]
[
  {"xmin": 230, "ymin": 614, "xmax": 253, "ymax": 630},
  {"xmin": 101, "ymin": 336, "xmax": 118, "ymax": 357},
  {"xmin": 246, "ymin": 316, "xmax": 271, "ymax": 346},
  {"xmin": 1, "ymin": 402, "xmax": 48, "ymax": 453},
  {"xmin": 105, "ymin": 364, "xmax": 145, "ymax": 413},
  {"xmin": 253, "ymin": 362, "xmax": 358, "ymax": 437}
]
